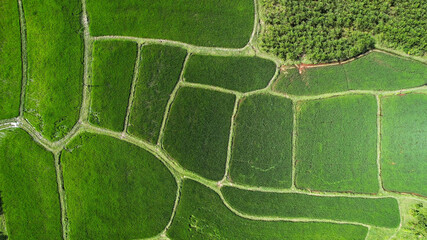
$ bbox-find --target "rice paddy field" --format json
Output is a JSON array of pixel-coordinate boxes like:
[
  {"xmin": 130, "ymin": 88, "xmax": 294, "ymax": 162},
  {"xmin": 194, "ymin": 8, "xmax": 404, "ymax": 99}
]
[
  {"xmin": 1, "ymin": 0, "xmax": 426, "ymax": 239},
  {"xmin": 274, "ymin": 52, "xmax": 427, "ymax": 96},
  {"xmin": 381, "ymin": 93, "xmax": 427, "ymax": 197},
  {"xmin": 184, "ymin": 55, "xmax": 276, "ymax": 92},
  {"xmin": 127, "ymin": 44, "xmax": 187, "ymax": 144},
  {"xmin": 86, "ymin": 0, "xmax": 254, "ymax": 48},
  {"xmin": 89, "ymin": 40, "xmax": 137, "ymax": 132},
  {"xmin": 0, "ymin": 129, "xmax": 62, "ymax": 240},
  {"xmin": 61, "ymin": 133, "xmax": 177, "ymax": 239},
  {"xmin": 0, "ymin": 0, "xmax": 22, "ymax": 120},
  {"xmin": 295, "ymin": 95, "xmax": 379, "ymax": 193},
  {"xmin": 222, "ymin": 187, "xmax": 400, "ymax": 228},
  {"xmin": 163, "ymin": 87, "xmax": 235, "ymax": 181},
  {"xmin": 229, "ymin": 94, "xmax": 293, "ymax": 188},
  {"xmin": 23, "ymin": 0, "xmax": 83, "ymax": 140}
]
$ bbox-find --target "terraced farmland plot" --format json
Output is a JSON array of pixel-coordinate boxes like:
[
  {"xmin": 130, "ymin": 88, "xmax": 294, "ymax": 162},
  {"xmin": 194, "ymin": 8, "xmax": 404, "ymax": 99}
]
[
  {"xmin": 185, "ymin": 55, "xmax": 276, "ymax": 92},
  {"xmin": 274, "ymin": 52, "xmax": 427, "ymax": 96},
  {"xmin": 222, "ymin": 187, "xmax": 400, "ymax": 228},
  {"xmin": 89, "ymin": 40, "xmax": 137, "ymax": 132},
  {"xmin": 23, "ymin": 0, "xmax": 83, "ymax": 140},
  {"xmin": 61, "ymin": 133, "xmax": 177, "ymax": 239},
  {"xmin": 0, "ymin": 128, "xmax": 62, "ymax": 240},
  {"xmin": 168, "ymin": 180, "xmax": 368, "ymax": 239},
  {"xmin": 86, "ymin": 0, "xmax": 254, "ymax": 48},
  {"xmin": 295, "ymin": 95, "xmax": 379, "ymax": 193},
  {"xmin": 381, "ymin": 93, "xmax": 427, "ymax": 196},
  {"xmin": 229, "ymin": 94, "xmax": 293, "ymax": 188},
  {"xmin": 128, "ymin": 44, "xmax": 187, "ymax": 144},
  {"xmin": 163, "ymin": 87, "xmax": 235, "ymax": 180},
  {"xmin": 0, "ymin": 0, "xmax": 22, "ymax": 120}
]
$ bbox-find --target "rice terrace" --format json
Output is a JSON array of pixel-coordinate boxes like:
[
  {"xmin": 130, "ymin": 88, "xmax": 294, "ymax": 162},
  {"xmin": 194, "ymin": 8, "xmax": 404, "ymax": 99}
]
[{"xmin": 1, "ymin": 0, "xmax": 426, "ymax": 239}]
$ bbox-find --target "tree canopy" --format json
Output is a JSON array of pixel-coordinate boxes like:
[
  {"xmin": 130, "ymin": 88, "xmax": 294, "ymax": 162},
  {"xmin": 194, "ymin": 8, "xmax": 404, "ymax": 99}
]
[{"xmin": 260, "ymin": 0, "xmax": 427, "ymax": 63}]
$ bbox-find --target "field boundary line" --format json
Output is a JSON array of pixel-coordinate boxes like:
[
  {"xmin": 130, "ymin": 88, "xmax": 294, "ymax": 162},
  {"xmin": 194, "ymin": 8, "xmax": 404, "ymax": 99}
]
[
  {"xmin": 180, "ymin": 81, "xmax": 242, "ymax": 97},
  {"xmin": 222, "ymin": 181, "xmax": 400, "ymax": 199},
  {"xmin": 217, "ymin": 190, "xmax": 372, "ymax": 228},
  {"xmin": 221, "ymin": 95, "xmax": 241, "ymax": 183},
  {"xmin": 92, "ymin": 36, "xmax": 254, "ymax": 56},
  {"xmin": 161, "ymin": 178, "xmax": 182, "ymax": 237},
  {"xmin": 79, "ymin": 0, "xmax": 92, "ymax": 124},
  {"xmin": 271, "ymin": 85, "xmax": 427, "ymax": 102},
  {"xmin": 266, "ymin": 64, "xmax": 281, "ymax": 90},
  {"xmin": 0, "ymin": 118, "xmax": 20, "ymax": 131},
  {"xmin": 54, "ymin": 153, "xmax": 69, "ymax": 240},
  {"xmin": 123, "ymin": 44, "xmax": 143, "ymax": 134},
  {"xmin": 388, "ymin": 199, "xmax": 404, "ymax": 240},
  {"xmin": 376, "ymin": 95, "xmax": 385, "ymax": 193},
  {"xmin": 157, "ymin": 53, "xmax": 191, "ymax": 147},
  {"xmin": 17, "ymin": 0, "xmax": 28, "ymax": 117},
  {"xmin": 291, "ymin": 101, "xmax": 298, "ymax": 189},
  {"xmin": 18, "ymin": 117, "xmax": 55, "ymax": 152}
]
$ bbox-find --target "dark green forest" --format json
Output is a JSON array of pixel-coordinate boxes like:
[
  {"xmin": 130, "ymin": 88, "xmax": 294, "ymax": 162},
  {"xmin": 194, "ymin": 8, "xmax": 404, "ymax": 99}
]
[{"xmin": 260, "ymin": 0, "xmax": 426, "ymax": 63}]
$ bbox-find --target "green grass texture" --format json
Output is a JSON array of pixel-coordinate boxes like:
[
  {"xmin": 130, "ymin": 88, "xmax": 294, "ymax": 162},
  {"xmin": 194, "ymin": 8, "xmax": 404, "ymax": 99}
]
[
  {"xmin": 229, "ymin": 94, "xmax": 293, "ymax": 188},
  {"xmin": 23, "ymin": 0, "xmax": 83, "ymax": 140},
  {"xmin": 274, "ymin": 52, "xmax": 427, "ymax": 96},
  {"xmin": 185, "ymin": 55, "xmax": 276, "ymax": 92},
  {"xmin": 90, "ymin": 40, "xmax": 137, "ymax": 132},
  {"xmin": 163, "ymin": 87, "xmax": 235, "ymax": 181},
  {"xmin": 222, "ymin": 187, "xmax": 400, "ymax": 228},
  {"xmin": 62, "ymin": 133, "xmax": 177, "ymax": 239},
  {"xmin": 167, "ymin": 180, "xmax": 368, "ymax": 239},
  {"xmin": 0, "ymin": 128, "xmax": 62, "ymax": 239},
  {"xmin": 0, "ymin": 0, "xmax": 21, "ymax": 120},
  {"xmin": 296, "ymin": 95, "xmax": 379, "ymax": 193},
  {"xmin": 128, "ymin": 44, "xmax": 187, "ymax": 143},
  {"xmin": 86, "ymin": 0, "xmax": 254, "ymax": 48},
  {"xmin": 381, "ymin": 93, "xmax": 427, "ymax": 196}
]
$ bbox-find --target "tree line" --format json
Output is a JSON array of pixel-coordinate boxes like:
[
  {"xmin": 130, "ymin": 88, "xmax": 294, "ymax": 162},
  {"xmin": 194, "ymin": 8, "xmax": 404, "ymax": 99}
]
[{"xmin": 260, "ymin": 0, "xmax": 426, "ymax": 63}]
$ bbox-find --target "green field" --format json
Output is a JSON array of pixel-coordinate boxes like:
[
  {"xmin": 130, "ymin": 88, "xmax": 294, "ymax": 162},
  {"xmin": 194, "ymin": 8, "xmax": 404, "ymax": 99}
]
[
  {"xmin": 128, "ymin": 44, "xmax": 187, "ymax": 143},
  {"xmin": 229, "ymin": 94, "xmax": 293, "ymax": 188},
  {"xmin": 274, "ymin": 65, "xmax": 348, "ymax": 96},
  {"xmin": 185, "ymin": 55, "xmax": 276, "ymax": 92},
  {"xmin": 0, "ymin": 0, "xmax": 21, "ymax": 120},
  {"xmin": 345, "ymin": 52, "xmax": 426, "ymax": 90},
  {"xmin": 296, "ymin": 95, "xmax": 378, "ymax": 193},
  {"xmin": 163, "ymin": 87, "xmax": 235, "ymax": 180},
  {"xmin": 381, "ymin": 93, "xmax": 427, "ymax": 196},
  {"xmin": 62, "ymin": 133, "xmax": 177, "ymax": 239},
  {"xmin": 0, "ymin": 128, "xmax": 62, "ymax": 239},
  {"xmin": 86, "ymin": 0, "xmax": 254, "ymax": 48},
  {"xmin": 89, "ymin": 40, "xmax": 137, "ymax": 131},
  {"xmin": 168, "ymin": 180, "xmax": 368, "ymax": 239},
  {"xmin": 222, "ymin": 187, "xmax": 400, "ymax": 228},
  {"xmin": 23, "ymin": 0, "xmax": 83, "ymax": 140},
  {"xmin": 274, "ymin": 52, "xmax": 427, "ymax": 96}
]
